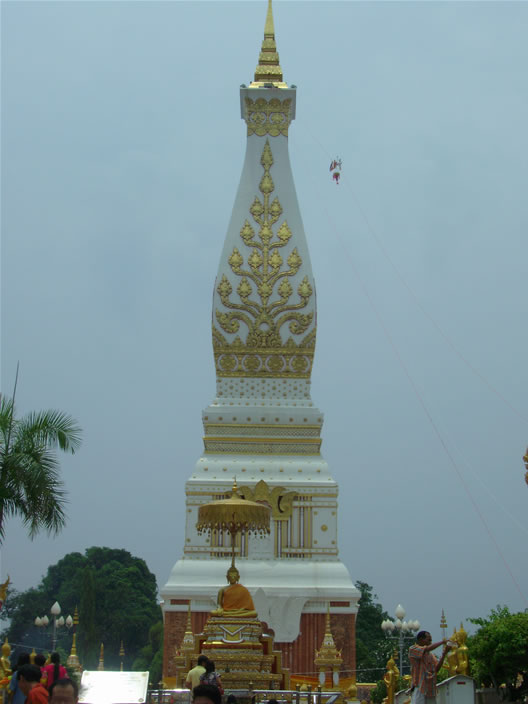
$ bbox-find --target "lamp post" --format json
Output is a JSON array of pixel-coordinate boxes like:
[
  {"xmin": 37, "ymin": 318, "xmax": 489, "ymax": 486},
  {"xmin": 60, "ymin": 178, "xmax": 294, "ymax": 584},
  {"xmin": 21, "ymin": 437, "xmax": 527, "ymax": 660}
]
[
  {"xmin": 381, "ymin": 604, "xmax": 420, "ymax": 674},
  {"xmin": 35, "ymin": 601, "xmax": 73, "ymax": 650}
]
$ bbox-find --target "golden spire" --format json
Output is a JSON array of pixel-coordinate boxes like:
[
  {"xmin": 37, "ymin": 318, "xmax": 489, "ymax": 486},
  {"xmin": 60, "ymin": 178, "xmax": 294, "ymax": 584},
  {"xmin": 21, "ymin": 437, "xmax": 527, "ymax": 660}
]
[
  {"xmin": 97, "ymin": 643, "xmax": 104, "ymax": 671},
  {"xmin": 253, "ymin": 0, "xmax": 284, "ymax": 84},
  {"xmin": 314, "ymin": 604, "xmax": 342, "ymax": 666},
  {"xmin": 180, "ymin": 602, "xmax": 195, "ymax": 652}
]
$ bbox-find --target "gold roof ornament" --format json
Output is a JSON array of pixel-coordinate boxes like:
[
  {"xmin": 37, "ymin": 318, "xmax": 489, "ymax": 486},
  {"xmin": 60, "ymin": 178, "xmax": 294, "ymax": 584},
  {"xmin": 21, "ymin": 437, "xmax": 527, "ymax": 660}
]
[
  {"xmin": 440, "ymin": 609, "xmax": 448, "ymax": 639},
  {"xmin": 251, "ymin": 0, "xmax": 287, "ymax": 87},
  {"xmin": 197, "ymin": 480, "xmax": 271, "ymax": 567},
  {"xmin": 180, "ymin": 604, "xmax": 195, "ymax": 652},
  {"xmin": 97, "ymin": 643, "xmax": 104, "ymax": 671},
  {"xmin": 314, "ymin": 604, "xmax": 342, "ymax": 667},
  {"xmin": 523, "ymin": 447, "xmax": 528, "ymax": 486},
  {"xmin": 66, "ymin": 632, "xmax": 81, "ymax": 671}
]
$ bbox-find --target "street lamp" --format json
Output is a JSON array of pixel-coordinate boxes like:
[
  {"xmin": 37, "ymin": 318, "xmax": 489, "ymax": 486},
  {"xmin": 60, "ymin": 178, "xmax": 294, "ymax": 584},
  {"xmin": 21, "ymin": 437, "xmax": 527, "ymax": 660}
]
[
  {"xmin": 35, "ymin": 602, "xmax": 73, "ymax": 650},
  {"xmin": 381, "ymin": 604, "xmax": 420, "ymax": 674}
]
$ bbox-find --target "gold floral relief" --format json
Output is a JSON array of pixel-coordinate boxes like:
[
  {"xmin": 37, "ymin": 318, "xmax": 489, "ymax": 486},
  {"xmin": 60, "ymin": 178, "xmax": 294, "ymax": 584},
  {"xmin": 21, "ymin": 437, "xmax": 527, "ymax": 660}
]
[
  {"xmin": 245, "ymin": 98, "xmax": 292, "ymax": 137},
  {"xmin": 238, "ymin": 479, "xmax": 296, "ymax": 520},
  {"xmin": 213, "ymin": 140, "xmax": 316, "ymax": 378}
]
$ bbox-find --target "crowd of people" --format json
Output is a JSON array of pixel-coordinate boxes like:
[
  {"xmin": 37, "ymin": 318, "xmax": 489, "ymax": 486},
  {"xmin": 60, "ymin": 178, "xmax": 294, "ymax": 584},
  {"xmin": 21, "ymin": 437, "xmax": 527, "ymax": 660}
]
[{"xmin": 8, "ymin": 651, "xmax": 77, "ymax": 704}]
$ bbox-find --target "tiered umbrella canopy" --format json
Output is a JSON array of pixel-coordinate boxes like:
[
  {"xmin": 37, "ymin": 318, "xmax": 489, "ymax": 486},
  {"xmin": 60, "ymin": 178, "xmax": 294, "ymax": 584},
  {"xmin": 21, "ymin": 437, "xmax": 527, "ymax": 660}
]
[{"xmin": 197, "ymin": 480, "xmax": 271, "ymax": 567}]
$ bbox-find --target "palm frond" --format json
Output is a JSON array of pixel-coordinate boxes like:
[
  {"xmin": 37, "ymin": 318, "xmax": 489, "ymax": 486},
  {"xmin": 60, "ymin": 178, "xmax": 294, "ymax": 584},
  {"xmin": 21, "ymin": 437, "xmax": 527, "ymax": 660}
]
[
  {"xmin": 0, "ymin": 402, "xmax": 80, "ymax": 541},
  {"xmin": 17, "ymin": 409, "xmax": 82, "ymax": 454}
]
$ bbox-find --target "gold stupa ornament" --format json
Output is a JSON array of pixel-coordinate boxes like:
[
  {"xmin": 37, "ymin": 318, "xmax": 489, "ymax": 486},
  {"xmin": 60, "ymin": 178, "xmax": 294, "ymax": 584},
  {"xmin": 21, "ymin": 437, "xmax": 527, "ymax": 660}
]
[
  {"xmin": 314, "ymin": 605, "xmax": 342, "ymax": 688},
  {"xmin": 252, "ymin": 0, "xmax": 284, "ymax": 86},
  {"xmin": 197, "ymin": 480, "xmax": 271, "ymax": 567},
  {"xmin": 180, "ymin": 604, "xmax": 195, "ymax": 653}
]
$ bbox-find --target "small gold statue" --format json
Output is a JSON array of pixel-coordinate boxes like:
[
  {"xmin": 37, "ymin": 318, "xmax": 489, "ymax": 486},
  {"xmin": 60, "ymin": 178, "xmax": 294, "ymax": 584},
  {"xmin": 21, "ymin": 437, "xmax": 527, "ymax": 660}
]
[
  {"xmin": 0, "ymin": 638, "xmax": 12, "ymax": 683},
  {"xmin": 446, "ymin": 630, "xmax": 459, "ymax": 676},
  {"xmin": 383, "ymin": 655, "xmax": 399, "ymax": 704},
  {"xmin": 211, "ymin": 565, "xmax": 258, "ymax": 618},
  {"xmin": 456, "ymin": 624, "xmax": 469, "ymax": 676},
  {"xmin": 0, "ymin": 576, "xmax": 10, "ymax": 606}
]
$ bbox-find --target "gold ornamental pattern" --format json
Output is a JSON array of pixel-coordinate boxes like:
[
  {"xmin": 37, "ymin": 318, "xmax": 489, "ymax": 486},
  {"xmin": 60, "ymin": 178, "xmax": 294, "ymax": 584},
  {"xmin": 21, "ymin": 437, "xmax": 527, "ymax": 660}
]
[
  {"xmin": 245, "ymin": 97, "xmax": 292, "ymax": 137},
  {"xmin": 213, "ymin": 139, "xmax": 316, "ymax": 379}
]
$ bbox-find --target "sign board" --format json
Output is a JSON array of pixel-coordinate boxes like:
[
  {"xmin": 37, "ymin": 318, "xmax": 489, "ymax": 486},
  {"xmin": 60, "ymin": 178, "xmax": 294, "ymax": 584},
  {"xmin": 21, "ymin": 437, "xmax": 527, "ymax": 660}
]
[{"xmin": 79, "ymin": 671, "xmax": 149, "ymax": 704}]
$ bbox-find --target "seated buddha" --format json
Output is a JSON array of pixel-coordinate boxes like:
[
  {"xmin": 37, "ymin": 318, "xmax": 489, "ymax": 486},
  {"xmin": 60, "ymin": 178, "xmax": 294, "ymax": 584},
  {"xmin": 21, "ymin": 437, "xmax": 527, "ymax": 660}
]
[{"xmin": 211, "ymin": 565, "xmax": 258, "ymax": 618}]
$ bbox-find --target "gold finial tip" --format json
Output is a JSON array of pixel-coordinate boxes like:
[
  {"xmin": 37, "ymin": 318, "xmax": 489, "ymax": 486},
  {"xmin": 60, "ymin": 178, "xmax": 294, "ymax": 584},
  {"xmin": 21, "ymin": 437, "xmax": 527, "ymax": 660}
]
[{"xmin": 252, "ymin": 0, "xmax": 285, "ymax": 86}]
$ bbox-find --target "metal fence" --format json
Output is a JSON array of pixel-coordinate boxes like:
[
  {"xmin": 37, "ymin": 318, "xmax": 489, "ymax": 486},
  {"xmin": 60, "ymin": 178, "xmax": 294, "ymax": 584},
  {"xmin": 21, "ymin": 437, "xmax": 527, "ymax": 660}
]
[{"xmin": 147, "ymin": 690, "xmax": 342, "ymax": 704}]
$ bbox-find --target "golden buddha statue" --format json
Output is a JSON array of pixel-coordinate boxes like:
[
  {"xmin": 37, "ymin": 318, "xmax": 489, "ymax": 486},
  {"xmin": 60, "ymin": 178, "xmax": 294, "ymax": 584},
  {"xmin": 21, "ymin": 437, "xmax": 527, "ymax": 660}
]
[
  {"xmin": 383, "ymin": 655, "xmax": 399, "ymax": 704},
  {"xmin": 211, "ymin": 565, "xmax": 258, "ymax": 618},
  {"xmin": 0, "ymin": 576, "xmax": 9, "ymax": 606},
  {"xmin": 0, "ymin": 638, "xmax": 12, "ymax": 683},
  {"xmin": 446, "ymin": 630, "xmax": 459, "ymax": 676},
  {"xmin": 456, "ymin": 624, "xmax": 469, "ymax": 676}
]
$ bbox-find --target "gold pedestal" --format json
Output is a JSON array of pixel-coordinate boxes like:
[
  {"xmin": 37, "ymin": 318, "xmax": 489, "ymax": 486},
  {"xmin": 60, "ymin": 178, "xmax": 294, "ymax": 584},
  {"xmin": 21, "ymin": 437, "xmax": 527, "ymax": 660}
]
[{"xmin": 174, "ymin": 614, "xmax": 289, "ymax": 690}]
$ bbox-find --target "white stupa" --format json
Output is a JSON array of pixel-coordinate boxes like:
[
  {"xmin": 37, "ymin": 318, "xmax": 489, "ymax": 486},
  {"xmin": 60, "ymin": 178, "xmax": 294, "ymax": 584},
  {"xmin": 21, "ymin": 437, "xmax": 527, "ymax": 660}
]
[{"xmin": 162, "ymin": 0, "xmax": 359, "ymax": 678}]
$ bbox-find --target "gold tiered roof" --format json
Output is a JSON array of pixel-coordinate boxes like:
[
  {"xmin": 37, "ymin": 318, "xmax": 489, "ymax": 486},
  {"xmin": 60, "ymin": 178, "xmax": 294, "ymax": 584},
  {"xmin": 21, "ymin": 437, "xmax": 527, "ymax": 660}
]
[{"xmin": 251, "ymin": 0, "xmax": 287, "ymax": 87}]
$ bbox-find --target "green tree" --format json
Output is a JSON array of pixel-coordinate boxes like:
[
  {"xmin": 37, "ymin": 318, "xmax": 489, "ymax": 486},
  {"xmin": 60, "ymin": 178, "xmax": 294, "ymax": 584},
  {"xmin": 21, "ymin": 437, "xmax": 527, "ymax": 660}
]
[
  {"xmin": 2, "ymin": 547, "xmax": 161, "ymax": 670},
  {"xmin": 78, "ymin": 566, "xmax": 98, "ymax": 668},
  {"xmin": 132, "ymin": 620, "xmax": 163, "ymax": 685},
  {"xmin": 469, "ymin": 606, "xmax": 528, "ymax": 701},
  {"xmin": 355, "ymin": 581, "xmax": 393, "ymax": 681},
  {"xmin": 0, "ymin": 394, "xmax": 81, "ymax": 540}
]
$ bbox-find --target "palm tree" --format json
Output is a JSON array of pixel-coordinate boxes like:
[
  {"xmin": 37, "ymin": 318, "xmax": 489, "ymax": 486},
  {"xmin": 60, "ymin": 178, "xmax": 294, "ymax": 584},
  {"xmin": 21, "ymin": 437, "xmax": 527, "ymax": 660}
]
[{"xmin": 0, "ymin": 394, "xmax": 82, "ymax": 541}]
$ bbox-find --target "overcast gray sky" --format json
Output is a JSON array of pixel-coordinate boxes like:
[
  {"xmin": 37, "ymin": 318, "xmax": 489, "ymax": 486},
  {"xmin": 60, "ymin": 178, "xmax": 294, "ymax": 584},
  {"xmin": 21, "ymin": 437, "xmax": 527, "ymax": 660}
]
[{"xmin": 2, "ymin": 0, "xmax": 527, "ymax": 653}]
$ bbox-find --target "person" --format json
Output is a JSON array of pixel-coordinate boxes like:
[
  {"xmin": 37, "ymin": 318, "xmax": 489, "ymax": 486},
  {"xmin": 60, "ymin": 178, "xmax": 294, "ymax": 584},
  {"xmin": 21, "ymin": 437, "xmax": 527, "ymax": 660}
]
[
  {"xmin": 9, "ymin": 653, "xmax": 30, "ymax": 704},
  {"xmin": 34, "ymin": 654, "xmax": 47, "ymax": 683},
  {"xmin": 49, "ymin": 678, "xmax": 79, "ymax": 704},
  {"xmin": 409, "ymin": 631, "xmax": 450, "ymax": 704},
  {"xmin": 41, "ymin": 653, "xmax": 67, "ymax": 691},
  {"xmin": 199, "ymin": 659, "xmax": 223, "ymax": 694},
  {"xmin": 192, "ymin": 684, "xmax": 222, "ymax": 704},
  {"xmin": 185, "ymin": 654, "xmax": 209, "ymax": 690},
  {"xmin": 17, "ymin": 664, "xmax": 49, "ymax": 703},
  {"xmin": 212, "ymin": 565, "xmax": 257, "ymax": 618}
]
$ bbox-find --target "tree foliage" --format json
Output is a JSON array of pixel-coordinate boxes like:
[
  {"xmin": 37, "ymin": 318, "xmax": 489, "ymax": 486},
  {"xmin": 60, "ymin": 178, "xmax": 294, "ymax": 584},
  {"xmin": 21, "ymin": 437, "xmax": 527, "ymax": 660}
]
[
  {"xmin": 2, "ymin": 547, "xmax": 161, "ymax": 671},
  {"xmin": 468, "ymin": 606, "xmax": 528, "ymax": 701},
  {"xmin": 355, "ymin": 581, "xmax": 393, "ymax": 681},
  {"xmin": 132, "ymin": 620, "xmax": 163, "ymax": 686},
  {"xmin": 0, "ymin": 394, "xmax": 81, "ymax": 541}
]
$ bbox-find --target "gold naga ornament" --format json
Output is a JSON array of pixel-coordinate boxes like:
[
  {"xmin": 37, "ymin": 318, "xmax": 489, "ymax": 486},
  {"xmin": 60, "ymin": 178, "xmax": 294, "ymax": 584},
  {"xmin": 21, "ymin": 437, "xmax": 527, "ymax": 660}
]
[
  {"xmin": 213, "ymin": 140, "xmax": 315, "ymax": 379},
  {"xmin": 196, "ymin": 480, "xmax": 271, "ymax": 568}
]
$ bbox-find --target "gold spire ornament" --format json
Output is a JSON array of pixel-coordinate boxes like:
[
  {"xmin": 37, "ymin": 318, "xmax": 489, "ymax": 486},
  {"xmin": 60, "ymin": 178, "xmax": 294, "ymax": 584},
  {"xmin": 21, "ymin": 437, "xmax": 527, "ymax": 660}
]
[
  {"xmin": 97, "ymin": 643, "xmax": 104, "ymax": 671},
  {"xmin": 440, "ymin": 609, "xmax": 448, "ymax": 640},
  {"xmin": 197, "ymin": 480, "xmax": 271, "ymax": 568},
  {"xmin": 314, "ymin": 604, "xmax": 342, "ymax": 689},
  {"xmin": 252, "ymin": 0, "xmax": 286, "ymax": 86},
  {"xmin": 180, "ymin": 604, "xmax": 195, "ymax": 653},
  {"xmin": 523, "ymin": 448, "xmax": 528, "ymax": 486}
]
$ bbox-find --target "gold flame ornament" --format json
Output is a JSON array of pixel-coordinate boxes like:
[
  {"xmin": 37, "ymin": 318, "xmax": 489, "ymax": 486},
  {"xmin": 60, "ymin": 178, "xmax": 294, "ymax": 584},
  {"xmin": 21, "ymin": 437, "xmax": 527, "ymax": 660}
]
[{"xmin": 197, "ymin": 480, "xmax": 271, "ymax": 567}]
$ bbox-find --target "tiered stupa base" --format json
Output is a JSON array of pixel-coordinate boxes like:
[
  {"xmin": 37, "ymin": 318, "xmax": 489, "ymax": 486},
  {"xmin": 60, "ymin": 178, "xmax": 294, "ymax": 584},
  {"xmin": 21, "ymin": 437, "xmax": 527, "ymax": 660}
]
[{"xmin": 173, "ymin": 615, "xmax": 289, "ymax": 690}]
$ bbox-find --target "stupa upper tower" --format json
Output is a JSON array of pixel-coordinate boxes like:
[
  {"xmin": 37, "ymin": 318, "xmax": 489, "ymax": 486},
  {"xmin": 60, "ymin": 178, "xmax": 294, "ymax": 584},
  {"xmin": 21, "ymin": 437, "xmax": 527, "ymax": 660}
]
[{"xmin": 162, "ymin": 0, "xmax": 359, "ymax": 680}]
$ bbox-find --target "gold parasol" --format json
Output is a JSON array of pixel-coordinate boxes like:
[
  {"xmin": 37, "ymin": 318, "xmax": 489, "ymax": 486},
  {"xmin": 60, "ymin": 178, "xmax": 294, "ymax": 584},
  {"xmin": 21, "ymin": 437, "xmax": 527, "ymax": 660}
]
[{"xmin": 197, "ymin": 479, "xmax": 271, "ymax": 567}]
